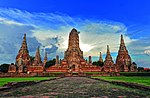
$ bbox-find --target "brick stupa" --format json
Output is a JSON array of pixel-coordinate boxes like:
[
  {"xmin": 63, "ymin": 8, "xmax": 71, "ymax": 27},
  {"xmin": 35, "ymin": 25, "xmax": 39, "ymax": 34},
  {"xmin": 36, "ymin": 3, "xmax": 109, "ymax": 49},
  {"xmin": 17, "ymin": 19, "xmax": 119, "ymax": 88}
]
[
  {"xmin": 116, "ymin": 35, "xmax": 131, "ymax": 72},
  {"xmin": 27, "ymin": 47, "xmax": 44, "ymax": 73},
  {"xmin": 99, "ymin": 52, "xmax": 103, "ymax": 62},
  {"xmin": 15, "ymin": 34, "xmax": 31, "ymax": 73},
  {"xmin": 102, "ymin": 45, "xmax": 116, "ymax": 72}
]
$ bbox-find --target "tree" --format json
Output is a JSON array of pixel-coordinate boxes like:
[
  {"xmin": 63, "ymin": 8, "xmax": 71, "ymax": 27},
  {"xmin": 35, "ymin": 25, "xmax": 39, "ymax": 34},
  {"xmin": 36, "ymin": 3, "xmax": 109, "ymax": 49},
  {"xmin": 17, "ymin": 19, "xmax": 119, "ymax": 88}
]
[
  {"xmin": 138, "ymin": 67, "xmax": 144, "ymax": 72},
  {"xmin": 45, "ymin": 59, "xmax": 56, "ymax": 68},
  {"xmin": 30, "ymin": 56, "xmax": 35, "ymax": 63},
  {"xmin": 92, "ymin": 61, "xmax": 104, "ymax": 67},
  {"xmin": 132, "ymin": 62, "xmax": 137, "ymax": 65},
  {"xmin": 0, "ymin": 64, "xmax": 10, "ymax": 73}
]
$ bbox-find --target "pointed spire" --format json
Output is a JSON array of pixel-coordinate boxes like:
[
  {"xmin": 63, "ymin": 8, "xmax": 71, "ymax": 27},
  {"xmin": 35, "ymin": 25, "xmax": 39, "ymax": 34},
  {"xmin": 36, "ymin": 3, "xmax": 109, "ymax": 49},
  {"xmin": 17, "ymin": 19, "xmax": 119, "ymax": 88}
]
[
  {"xmin": 99, "ymin": 52, "xmax": 103, "ymax": 62},
  {"xmin": 103, "ymin": 45, "xmax": 115, "ymax": 72},
  {"xmin": 33, "ymin": 46, "xmax": 42, "ymax": 65},
  {"xmin": 119, "ymin": 34, "xmax": 127, "ymax": 51},
  {"xmin": 36, "ymin": 46, "xmax": 42, "ymax": 63},
  {"xmin": 121, "ymin": 34, "xmax": 125, "ymax": 44},
  {"xmin": 107, "ymin": 45, "xmax": 110, "ymax": 54},
  {"xmin": 55, "ymin": 55, "xmax": 59, "ymax": 65},
  {"xmin": 44, "ymin": 52, "xmax": 48, "ymax": 61},
  {"xmin": 105, "ymin": 45, "xmax": 113, "ymax": 61},
  {"xmin": 19, "ymin": 33, "xmax": 28, "ymax": 53},
  {"xmin": 116, "ymin": 34, "xmax": 132, "ymax": 72},
  {"xmin": 44, "ymin": 52, "xmax": 48, "ymax": 66}
]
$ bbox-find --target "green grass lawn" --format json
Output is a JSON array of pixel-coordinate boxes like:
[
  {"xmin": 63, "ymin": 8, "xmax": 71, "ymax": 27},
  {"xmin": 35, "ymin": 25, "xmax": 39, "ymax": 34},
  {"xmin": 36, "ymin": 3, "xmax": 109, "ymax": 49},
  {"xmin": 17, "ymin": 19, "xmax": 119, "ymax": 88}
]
[
  {"xmin": 93, "ymin": 76, "xmax": 150, "ymax": 86},
  {"xmin": 0, "ymin": 77, "xmax": 56, "ymax": 87}
]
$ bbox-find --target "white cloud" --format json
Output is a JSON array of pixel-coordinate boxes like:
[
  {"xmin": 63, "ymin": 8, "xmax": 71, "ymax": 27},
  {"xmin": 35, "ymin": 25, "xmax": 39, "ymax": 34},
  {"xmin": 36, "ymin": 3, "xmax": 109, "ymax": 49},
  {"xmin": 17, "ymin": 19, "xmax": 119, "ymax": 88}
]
[{"xmin": 0, "ymin": 17, "xmax": 24, "ymax": 26}]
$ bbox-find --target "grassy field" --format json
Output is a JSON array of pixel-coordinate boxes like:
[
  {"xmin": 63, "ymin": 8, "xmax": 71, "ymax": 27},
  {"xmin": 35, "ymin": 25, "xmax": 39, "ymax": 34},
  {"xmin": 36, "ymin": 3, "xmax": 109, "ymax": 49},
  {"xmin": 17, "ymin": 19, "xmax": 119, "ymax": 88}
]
[
  {"xmin": 93, "ymin": 76, "xmax": 150, "ymax": 86},
  {"xmin": 0, "ymin": 77, "xmax": 56, "ymax": 87}
]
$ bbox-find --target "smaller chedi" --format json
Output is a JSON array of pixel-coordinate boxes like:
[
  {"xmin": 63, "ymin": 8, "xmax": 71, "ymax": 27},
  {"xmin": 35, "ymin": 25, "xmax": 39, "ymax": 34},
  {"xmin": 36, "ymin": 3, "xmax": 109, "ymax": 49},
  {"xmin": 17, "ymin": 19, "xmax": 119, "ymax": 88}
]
[
  {"xmin": 27, "ymin": 47, "xmax": 44, "ymax": 73},
  {"xmin": 102, "ymin": 45, "xmax": 116, "ymax": 72},
  {"xmin": 8, "ymin": 28, "xmax": 137, "ymax": 75},
  {"xmin": 116, "ymin": 35, "xmax": 137, "ymax": 72}
]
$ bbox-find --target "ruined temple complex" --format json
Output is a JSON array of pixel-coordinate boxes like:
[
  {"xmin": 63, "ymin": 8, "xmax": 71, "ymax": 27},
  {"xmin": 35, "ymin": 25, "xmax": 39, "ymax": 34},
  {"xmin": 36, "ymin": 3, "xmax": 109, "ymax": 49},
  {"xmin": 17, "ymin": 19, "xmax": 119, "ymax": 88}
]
[{"xmin": 8, "ymin": 28, "xmax": 137, "ymax": 75}]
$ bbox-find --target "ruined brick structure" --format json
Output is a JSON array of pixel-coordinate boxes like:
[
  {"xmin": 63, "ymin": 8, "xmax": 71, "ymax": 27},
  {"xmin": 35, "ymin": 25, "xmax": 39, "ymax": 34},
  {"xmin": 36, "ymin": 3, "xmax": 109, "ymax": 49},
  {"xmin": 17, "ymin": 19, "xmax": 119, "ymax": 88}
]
[
  {"xmin": 15, "ymin": 34, "xmax": 31, "ymax": 73},
  {"xmin": 46, "ymin": 28, "xmax": 101, "ymax": 73},
  {"xmin": 8, "ymin": 63, "xmax": 17, "ymax": 73},
  {"xmin": 27, "ymin": 47, "xmax": 44, "ymax": 73},
  {"xmin": 43, "ymin": 52, "xmax": 48, "ymax": 67},
  {"xmin": 130, "ymin": 62, "xmax": 138, "ymax": 72},
  {"xmin": 32, "ymin": 47, "xmax": 42, "ymax": 66},
  {"xmin": 55, "ymin": 55, "xmax": 59, "ymax": 65},
  {"xmin": 116, "ymin": 35, "xmax": 137, "ymax": 72},
  {"xmin": 102, "ymin": 45, "xmax": 116, "ymax": 72},
  {"xmin": 8, "ymin": 28, "xmax": 137, "ymax": 74},
  {"xmin": 99, "ymin": 52, "xmax": 103, "ymax": 62}
]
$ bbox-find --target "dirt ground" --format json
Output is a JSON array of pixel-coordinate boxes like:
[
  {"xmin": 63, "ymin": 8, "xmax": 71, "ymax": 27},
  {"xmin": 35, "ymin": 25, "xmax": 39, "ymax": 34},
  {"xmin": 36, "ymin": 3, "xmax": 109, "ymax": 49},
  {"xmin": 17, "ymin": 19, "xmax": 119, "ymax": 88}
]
[{"xmin": 0, "ymin": 77, "xmax": 150, "ymax": 98}]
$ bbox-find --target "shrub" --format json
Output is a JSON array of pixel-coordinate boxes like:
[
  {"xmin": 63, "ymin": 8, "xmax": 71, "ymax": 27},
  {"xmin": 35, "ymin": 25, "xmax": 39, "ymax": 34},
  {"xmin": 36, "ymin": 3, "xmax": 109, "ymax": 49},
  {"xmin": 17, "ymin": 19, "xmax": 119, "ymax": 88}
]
[
  {"xmin": 120, "ymin": 72, "xmax": 150, "ymax": 76},
  {"xmin": 92, "ymin": 61, "xmax": 104, "ymax": 67},
  {"xmin": 0, "ymin": 64, "xmax": 10, "ymax": 73},
  {"xmin": 45, "ymin": 59, "xmax": 56, "ymax": 68}
]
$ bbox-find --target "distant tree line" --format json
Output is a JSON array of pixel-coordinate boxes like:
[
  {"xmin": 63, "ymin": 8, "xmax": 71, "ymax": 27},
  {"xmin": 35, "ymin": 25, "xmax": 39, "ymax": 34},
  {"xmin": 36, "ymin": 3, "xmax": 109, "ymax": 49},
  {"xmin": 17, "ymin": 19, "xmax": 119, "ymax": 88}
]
[
  {"xmin": 45, "ymin": 59, "xmax": 56, "ymax": 68},
  {"xmin": 0, "ymin": 63, "xmax": 10, "ymax": 73},
  {"xmin": 92, "ymin": 61, "xmax": 104, "ymax": 67}
]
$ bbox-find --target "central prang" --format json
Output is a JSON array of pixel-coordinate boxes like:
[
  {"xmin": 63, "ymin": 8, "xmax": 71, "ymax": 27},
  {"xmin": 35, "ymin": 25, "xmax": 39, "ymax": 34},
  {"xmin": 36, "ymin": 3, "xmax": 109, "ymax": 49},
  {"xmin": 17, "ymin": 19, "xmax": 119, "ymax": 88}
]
[
  {"xmin": 65, "ymin": 28, "xmax": 83, "ymax": 59},
  {"xmin": 63, "ymin": 28, "xmax": 85, "ymax": 72}
]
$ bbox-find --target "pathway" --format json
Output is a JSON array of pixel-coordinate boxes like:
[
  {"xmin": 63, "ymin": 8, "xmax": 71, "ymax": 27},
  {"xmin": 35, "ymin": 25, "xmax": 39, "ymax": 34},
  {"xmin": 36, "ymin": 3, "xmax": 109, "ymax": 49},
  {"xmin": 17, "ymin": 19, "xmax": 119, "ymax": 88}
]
[{"xmin": 0, "ymin": 77, "xmax": 150, "ymax": 98}]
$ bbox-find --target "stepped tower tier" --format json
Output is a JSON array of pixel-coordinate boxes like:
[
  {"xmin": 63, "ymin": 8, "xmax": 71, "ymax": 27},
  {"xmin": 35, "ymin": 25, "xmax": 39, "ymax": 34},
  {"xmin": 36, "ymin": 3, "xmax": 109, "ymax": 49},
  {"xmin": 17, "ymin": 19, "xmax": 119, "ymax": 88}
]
[{"xmin": 116, "ymin": 34, "xmax": 131, "ymax": 71}]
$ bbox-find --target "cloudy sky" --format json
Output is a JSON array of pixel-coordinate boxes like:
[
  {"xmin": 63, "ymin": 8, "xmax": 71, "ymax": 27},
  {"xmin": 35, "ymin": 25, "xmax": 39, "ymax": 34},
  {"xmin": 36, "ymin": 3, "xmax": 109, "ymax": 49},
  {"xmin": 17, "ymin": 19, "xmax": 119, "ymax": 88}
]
[{"xmin": 0, "ymin": 0, "xmax": 150, "ymax": 68}]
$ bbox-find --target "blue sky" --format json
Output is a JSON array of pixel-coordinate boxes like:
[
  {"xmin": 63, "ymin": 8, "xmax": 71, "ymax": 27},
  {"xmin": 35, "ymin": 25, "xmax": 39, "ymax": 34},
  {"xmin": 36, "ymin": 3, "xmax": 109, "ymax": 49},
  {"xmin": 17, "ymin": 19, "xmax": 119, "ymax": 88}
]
[{"xmin": 0, "ymin": 0, "xmax": 150, "ymax": 68}]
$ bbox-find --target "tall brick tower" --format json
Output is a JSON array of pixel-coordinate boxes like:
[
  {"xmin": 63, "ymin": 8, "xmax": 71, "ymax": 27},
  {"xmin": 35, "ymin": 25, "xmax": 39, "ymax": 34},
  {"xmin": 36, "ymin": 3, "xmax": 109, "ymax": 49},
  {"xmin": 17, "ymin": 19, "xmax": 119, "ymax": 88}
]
[
  {"xmin": 116, "ymin": 35, "xmax": 131, "ymax": 72},
  {"xmin": 103, "ymin": 45, "xmax": 115, "ymax": 72},
  {"xmin": 99, "ymin": 52, "xmax": 103, "ymax": 62},
  {"xmin": 15, "ymin": 34, "xmax": 31, "ymax": 72},
  {"xmin": 43, "ymin": 52, "xmax": 48, "ymax": 67},
  {"xmin": 63, "ymin": 28, "xmax": 84, "ymax": 72},
  {"xmin": 32, "ymin": 46, "xmax": 42, "ymax": 66},
  {"xmin": 64, "ymin": 28, "xmax": 83, "ymax": 59},
  {"xmin": 55, "ymin": 55, "xmax": 59, "ymax": 65}
]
